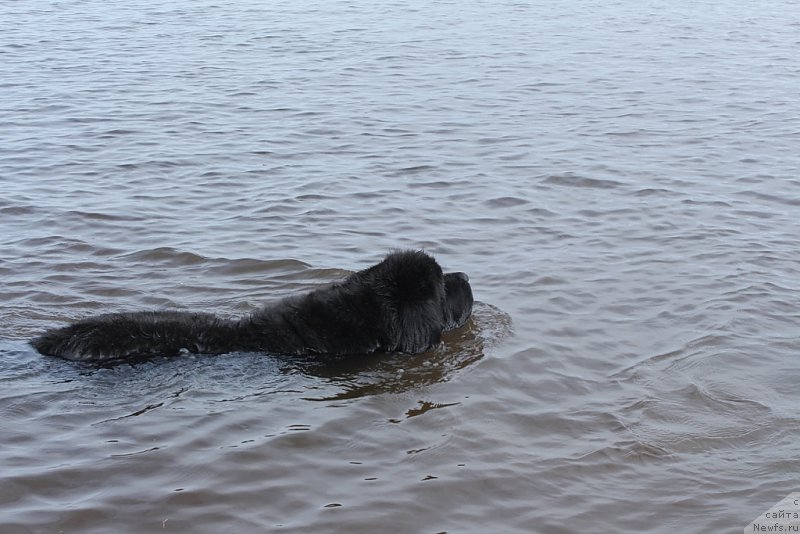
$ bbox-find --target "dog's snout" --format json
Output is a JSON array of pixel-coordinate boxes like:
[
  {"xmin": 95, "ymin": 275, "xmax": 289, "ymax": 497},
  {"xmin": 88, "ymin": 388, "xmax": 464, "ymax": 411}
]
[{"xmin": 454, "ymin": 272, "xmax": 469, "ymax": 283}]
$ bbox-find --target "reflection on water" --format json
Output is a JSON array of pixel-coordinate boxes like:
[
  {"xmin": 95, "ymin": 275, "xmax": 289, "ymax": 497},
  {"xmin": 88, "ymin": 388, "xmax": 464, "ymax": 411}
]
[{"xmin": 291, "ymin": 302, "xmax": 511, "ymax": 400}]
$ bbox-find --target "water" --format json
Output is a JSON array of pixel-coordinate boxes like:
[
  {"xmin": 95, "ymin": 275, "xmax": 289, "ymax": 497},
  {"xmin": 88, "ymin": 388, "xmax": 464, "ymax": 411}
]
[{"xmin": 2, "ymin": 0, "xmax": 799, "ymax": 532}]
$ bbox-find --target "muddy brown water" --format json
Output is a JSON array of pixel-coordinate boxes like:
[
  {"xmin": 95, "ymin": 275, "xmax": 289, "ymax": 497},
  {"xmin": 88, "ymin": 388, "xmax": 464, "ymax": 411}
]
[{"xmin": 1, "ymin": 1, "xmax": 799, "ymax": 532}]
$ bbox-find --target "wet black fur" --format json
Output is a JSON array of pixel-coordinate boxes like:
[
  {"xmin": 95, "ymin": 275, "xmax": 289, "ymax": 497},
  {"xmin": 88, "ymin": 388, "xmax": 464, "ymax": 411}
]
[{"xmin": 31, "ymin": 250, "xmax": 473, "ymax": 362}]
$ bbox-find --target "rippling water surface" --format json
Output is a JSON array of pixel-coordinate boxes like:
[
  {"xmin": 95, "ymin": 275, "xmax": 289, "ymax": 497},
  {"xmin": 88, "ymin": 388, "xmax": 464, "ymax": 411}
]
[{"xmin": 2, "ymin": 1, "xmax": 799, "ymax": 532}]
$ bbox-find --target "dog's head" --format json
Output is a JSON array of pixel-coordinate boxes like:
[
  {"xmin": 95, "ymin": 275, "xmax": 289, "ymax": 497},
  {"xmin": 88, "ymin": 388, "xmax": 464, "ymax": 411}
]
[
  {"xmin": 443, "ymin": 271, "xmax": 473, "ymax": 331},
  {"xmin": 358, "ymin": 250, "xmax": 473, "ymax": 354}
]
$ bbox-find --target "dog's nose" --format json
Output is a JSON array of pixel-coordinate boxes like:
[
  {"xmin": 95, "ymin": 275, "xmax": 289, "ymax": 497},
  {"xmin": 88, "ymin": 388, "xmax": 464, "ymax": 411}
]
[{"xmin": 454, "ymin": 272, "xmax": 469, "ymax": 282}]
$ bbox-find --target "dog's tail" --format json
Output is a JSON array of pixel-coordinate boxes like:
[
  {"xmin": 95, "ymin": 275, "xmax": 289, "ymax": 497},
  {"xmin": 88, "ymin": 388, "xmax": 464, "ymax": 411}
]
[{"xmin": 31, "ymin": 310, "xmax": 236, "ymax": 362}]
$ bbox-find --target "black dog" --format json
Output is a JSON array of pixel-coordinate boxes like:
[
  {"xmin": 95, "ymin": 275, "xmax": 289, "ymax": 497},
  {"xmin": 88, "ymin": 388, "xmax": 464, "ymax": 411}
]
[{"xmin": 31, "ymin": 250, "xmax": 473, "ymax": 362}]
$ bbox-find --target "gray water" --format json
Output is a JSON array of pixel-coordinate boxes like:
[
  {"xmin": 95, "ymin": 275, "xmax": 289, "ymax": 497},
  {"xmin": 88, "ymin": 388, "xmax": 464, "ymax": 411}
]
[{"xmin": 2, "ymin": 1, "xmax": 799, "ymax": 532}]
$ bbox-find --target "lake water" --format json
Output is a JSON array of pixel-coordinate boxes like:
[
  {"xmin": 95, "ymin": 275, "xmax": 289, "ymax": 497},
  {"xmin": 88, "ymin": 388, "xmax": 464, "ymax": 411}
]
[{"xmin": 1, "ymin": 0, "xmax": 799, "ymax": 532}]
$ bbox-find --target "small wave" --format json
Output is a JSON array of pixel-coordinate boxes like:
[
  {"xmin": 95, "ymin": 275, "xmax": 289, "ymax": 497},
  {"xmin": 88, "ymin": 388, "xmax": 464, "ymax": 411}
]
[
  {"xmin": 120, "ymin": 247, "xmax": 209, "ymax": 266},
  {"xmin": 210, "ymin": 257, "xmax": 310, "ymax": 276},
  {"xmin": 609, "ymin": 334, "xmax": 726, "ymax": 380},
  {"xmin": 542, "ymin": 173, "xmax": 626, "ymax": 189},
  {"xmin": 736, "ymin": 190, "xmax": 800, "ymax": 207},
  {"xmin": 65, "ymin": 210, "xmax": 145, "ymax": 222},
  {"xmin": 616, "ymin": 382, "xmax": 775, "ymax": 454},
  {"xmin": 483, "ymin": 196, "xmax": 529, "ymax": 208}
]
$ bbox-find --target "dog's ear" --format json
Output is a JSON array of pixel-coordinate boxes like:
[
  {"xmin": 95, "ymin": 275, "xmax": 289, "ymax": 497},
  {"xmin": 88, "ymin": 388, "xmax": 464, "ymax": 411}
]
[
  {"xmin": 372, "ymin": 250, "xmax": 447, "ymax": 353},
  {"xmin": 393, "ymin": 296, "xmax": 445, "ymax": 353}
]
